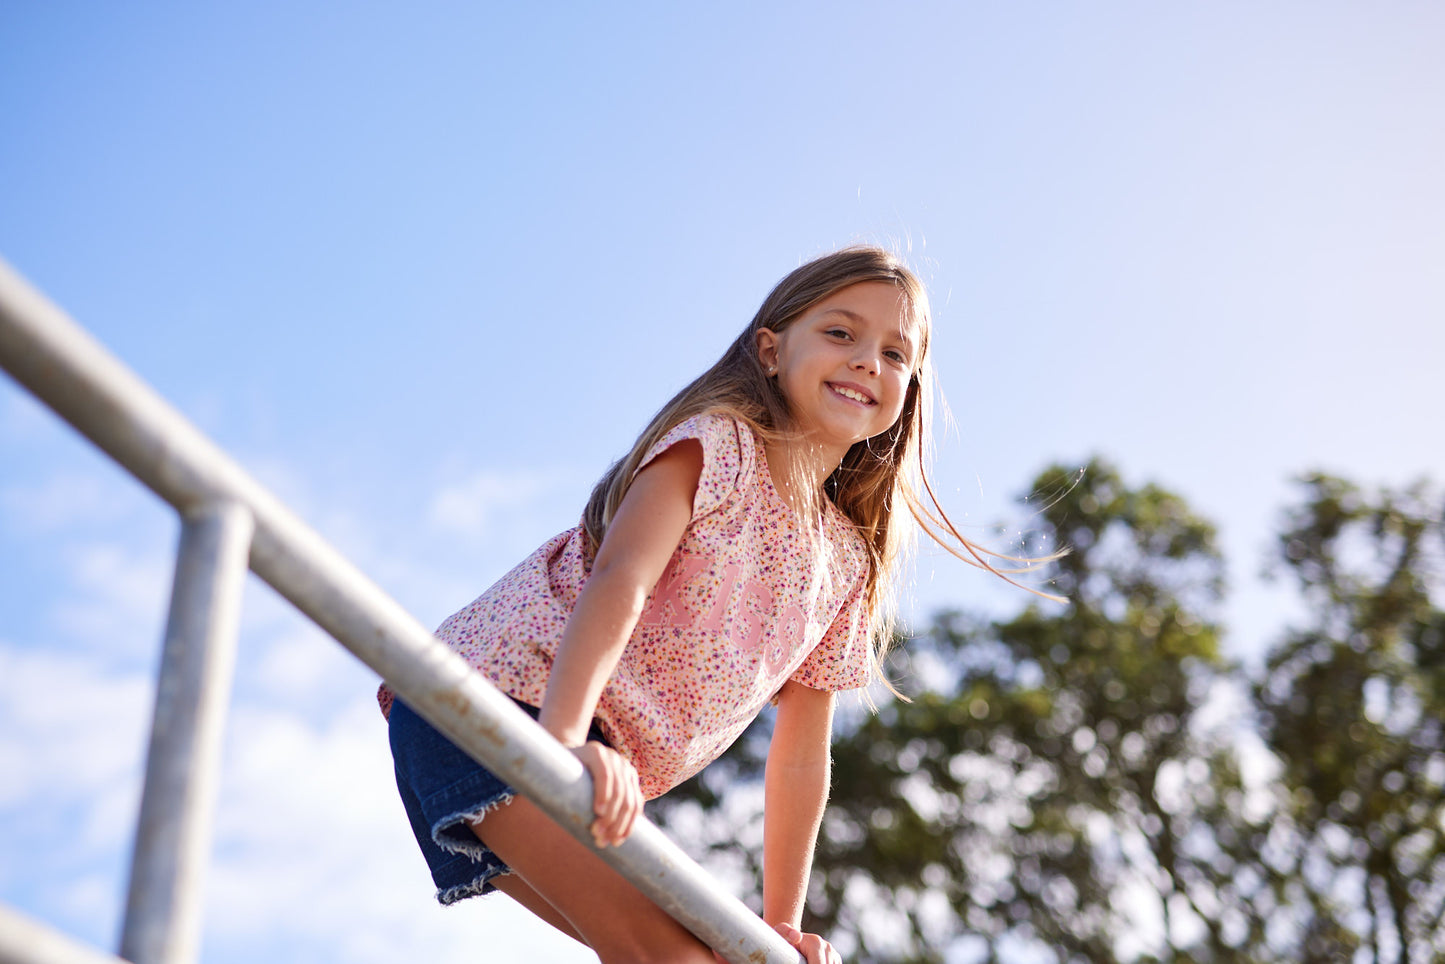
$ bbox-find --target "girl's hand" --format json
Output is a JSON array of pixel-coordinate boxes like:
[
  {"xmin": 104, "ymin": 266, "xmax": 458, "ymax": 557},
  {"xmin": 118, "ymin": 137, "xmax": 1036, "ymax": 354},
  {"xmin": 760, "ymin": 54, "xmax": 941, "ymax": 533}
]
[
  {"xmin": 572, "ymin": 741, "xmax": 643, "ymax": 848},
  {"xmin": 772, "ymin": 923, "xmax": 840, "ymax": 964}
]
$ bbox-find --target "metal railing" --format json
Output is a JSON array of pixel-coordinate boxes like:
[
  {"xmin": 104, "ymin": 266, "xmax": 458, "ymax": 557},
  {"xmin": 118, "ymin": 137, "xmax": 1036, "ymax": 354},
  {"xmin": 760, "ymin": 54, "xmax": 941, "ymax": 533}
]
[{"xmin": 0, "ymin": 257, "xmax": 804, "ymax": 964}]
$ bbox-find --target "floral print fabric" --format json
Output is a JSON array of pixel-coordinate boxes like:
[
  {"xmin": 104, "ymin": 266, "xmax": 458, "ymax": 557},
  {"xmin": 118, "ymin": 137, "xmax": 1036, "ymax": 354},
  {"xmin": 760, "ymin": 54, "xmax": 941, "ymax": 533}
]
[{"xmin": 379, "ymin": 413, "xmax": 872, "ymax": 799}]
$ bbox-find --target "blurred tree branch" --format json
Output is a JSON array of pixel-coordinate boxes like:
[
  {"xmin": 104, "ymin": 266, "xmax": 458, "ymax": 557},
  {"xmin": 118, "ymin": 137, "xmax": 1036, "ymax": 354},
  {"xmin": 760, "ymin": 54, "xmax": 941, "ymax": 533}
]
[{"xmin": 651, "ymin": 462, "xmax": 1444, "ymax": 963}]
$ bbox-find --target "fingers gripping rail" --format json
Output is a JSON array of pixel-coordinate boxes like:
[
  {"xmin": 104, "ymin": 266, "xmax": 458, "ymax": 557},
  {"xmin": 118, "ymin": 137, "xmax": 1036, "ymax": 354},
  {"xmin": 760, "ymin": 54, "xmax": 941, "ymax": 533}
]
[{"xmin": 0, "ymin": 257, "xmax": 805, "ymax": 964}]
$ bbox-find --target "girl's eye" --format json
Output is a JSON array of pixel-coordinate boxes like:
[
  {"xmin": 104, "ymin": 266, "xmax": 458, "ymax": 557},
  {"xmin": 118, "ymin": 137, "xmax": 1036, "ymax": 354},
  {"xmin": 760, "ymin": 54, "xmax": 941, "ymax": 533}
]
[
  {"xmin": 885, "ymin": 349, "xmax": 907, "ymax": 363},
  {"xmin": 825, "ymin": 328, "xmax": 850, "ymax": 340}
]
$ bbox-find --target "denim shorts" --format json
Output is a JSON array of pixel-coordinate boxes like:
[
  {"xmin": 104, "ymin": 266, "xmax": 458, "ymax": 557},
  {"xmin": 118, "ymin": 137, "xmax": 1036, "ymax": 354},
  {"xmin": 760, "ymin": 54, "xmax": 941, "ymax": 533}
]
[{"xmin": 388, "ymin": 696, "xmax": 610, "ymax": 905}]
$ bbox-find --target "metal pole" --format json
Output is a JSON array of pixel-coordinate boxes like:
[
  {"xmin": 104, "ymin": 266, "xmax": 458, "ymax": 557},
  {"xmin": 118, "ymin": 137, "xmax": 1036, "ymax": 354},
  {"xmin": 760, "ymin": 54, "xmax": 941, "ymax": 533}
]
[
  {"xmin": 0, "ymin": 257, "xmax": 804, "ymax": 963},
  {"xmin": 118, "ymin": 503, "xmax": 253, "ymax": 964},
  {"xmin": 0, "ymin": 906, "xmax": 127, "ymax": 964}
]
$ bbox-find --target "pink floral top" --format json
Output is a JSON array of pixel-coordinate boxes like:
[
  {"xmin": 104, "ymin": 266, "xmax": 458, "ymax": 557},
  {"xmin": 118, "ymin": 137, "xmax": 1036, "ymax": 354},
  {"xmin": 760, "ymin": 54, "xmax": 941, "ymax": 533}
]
[{"xmin": 380, "ymin": 413, "xmax": 873, "ymax": 798}]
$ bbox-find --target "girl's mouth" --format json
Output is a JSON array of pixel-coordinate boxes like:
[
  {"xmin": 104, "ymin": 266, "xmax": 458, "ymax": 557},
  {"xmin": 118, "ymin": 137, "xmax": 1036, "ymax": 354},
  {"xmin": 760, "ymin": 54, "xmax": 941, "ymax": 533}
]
[{"xmin": 829, "ymin": 383, "xmax": 875, "ymax": 405}]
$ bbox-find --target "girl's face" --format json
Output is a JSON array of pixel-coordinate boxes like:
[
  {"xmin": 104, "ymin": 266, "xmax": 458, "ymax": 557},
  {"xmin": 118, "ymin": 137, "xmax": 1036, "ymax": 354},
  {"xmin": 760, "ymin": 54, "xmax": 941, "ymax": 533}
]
[{"xmin": 756, "ymin": 281, "xmax": 919, "ymax": 466}]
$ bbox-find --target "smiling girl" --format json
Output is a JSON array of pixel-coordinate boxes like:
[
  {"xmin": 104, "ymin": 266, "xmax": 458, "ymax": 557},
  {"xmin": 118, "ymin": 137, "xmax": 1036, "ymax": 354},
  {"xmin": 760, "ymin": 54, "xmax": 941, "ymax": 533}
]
[{"xmin": 381, "ymin": 246, "xmax": 1026, "ymax": 963}]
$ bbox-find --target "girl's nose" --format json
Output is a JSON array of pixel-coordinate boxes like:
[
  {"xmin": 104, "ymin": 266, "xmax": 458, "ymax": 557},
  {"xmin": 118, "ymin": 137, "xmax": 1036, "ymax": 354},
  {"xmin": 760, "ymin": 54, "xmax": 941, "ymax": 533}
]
[{"xmin": 851, "ymin": 346, "xmax": 880, "ymax": 376}]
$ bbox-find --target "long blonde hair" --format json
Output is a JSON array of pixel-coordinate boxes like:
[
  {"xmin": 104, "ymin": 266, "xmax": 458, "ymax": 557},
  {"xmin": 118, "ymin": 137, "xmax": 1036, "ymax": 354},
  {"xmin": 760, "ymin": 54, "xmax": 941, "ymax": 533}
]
[{"xmin": 583, "ymin": 245, "xmax": 1049, "ymax": 692}]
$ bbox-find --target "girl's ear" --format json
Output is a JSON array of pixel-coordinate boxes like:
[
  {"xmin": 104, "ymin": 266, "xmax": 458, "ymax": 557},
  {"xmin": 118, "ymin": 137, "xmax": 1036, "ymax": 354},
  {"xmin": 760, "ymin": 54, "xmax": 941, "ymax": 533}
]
[{"xmin": 755, "ymin": 328, "xmax": 780, "ymax": 372}]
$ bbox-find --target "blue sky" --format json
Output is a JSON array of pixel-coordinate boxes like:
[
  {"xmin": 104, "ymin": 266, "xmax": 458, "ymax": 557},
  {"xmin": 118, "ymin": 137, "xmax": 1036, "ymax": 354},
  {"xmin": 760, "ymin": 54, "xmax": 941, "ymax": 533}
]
[{"xmin": 3, "ymin": 4, "xmax": 1443, "ymax": 962}]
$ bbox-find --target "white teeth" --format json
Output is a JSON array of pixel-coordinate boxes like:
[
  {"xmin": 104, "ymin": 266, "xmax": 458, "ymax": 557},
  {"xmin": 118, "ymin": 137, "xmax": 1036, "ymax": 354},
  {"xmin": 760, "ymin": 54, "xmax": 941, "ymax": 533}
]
[{"xmin": 833, "ymin": 385, "xmax": 871, "ymax": 404}]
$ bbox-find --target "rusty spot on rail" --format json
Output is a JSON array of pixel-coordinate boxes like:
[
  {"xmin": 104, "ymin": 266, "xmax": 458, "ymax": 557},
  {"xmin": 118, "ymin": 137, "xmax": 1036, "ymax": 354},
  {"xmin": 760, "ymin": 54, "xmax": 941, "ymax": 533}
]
[{"xmin": 435, "ymin": 687, "xmax": 505, "ymax": 746}]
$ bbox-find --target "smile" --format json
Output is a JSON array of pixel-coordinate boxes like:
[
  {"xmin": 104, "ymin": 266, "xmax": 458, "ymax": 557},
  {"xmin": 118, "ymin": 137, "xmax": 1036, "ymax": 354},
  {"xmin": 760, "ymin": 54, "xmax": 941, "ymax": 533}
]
[{"xmin": 829, "ymin": 383, "xmax": 875, "ymax": 405}]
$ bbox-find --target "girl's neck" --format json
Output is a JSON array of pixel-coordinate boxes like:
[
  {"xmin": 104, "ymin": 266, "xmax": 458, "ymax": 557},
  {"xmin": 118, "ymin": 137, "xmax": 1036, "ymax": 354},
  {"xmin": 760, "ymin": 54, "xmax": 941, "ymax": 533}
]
[{"xmin": 762, "ymin": 439, "xmax": 842, "ymax": 513}]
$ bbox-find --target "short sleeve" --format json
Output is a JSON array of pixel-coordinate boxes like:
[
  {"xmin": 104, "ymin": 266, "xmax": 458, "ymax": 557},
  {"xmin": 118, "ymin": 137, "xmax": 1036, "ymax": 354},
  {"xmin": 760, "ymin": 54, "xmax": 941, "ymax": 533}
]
[
  {"xmin": 791, "ymin": 568, "xmax": 874, "ymax": 691},
  {"xmin": 636, "ymin": 413, "xmax": 749, "ymax": 522}
]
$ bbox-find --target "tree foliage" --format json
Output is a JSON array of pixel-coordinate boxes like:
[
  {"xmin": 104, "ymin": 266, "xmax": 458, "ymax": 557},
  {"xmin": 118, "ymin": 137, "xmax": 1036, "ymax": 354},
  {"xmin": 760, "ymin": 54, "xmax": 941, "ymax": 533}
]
[
  {"xmin": 1254, "ymin": 474, "xmax": 1445, "ymax": 962},
  {"xmin": 805, "ymin": 459, "xmax": 1268, "ymax": 962},
  {"xmin": 651, "ymin": 463, "xmax": 1445, "ymax": 963}
]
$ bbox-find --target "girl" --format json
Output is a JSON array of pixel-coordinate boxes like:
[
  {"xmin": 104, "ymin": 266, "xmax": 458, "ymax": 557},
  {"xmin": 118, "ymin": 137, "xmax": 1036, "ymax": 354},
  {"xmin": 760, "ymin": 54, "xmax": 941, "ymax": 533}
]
[{"xmin": 383, "ymin": 246, "xmax": 1018, "ymax": 964}]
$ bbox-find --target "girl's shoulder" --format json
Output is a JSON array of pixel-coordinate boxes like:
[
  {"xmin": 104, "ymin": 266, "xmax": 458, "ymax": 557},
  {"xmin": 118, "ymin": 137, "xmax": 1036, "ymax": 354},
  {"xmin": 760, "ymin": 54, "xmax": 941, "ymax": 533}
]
[
  {"xmin": 643, "ymin": 411, "xmax": 756, "ymax": 475},
  {"xmin": 639, "ymin": 411, "xmax": 757, "ymax": 519}
]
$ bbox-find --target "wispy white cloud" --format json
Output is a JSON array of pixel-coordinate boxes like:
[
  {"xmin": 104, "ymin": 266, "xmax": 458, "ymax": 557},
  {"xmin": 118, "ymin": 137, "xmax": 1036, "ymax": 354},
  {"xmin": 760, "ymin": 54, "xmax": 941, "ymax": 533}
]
[
  {"xmin": 0, "ymin": 440, "xmax": 608, "ymax": 962},
  {"xmin": 0, "ymin": 385, "xmax": 57, "ymax": 442},
  {"xmin": 0, "ymin": 635, "xmax": 598, "ymax": 964},
  {"xmin": 0, "ymin": 645, "xmax": 151, "ymax": 809},
  {"xmin": 428, "ymin": 468, "xmax": 566, "ymax": 538},
  {"xmin": 0, "ymin": 471, "xmax": 134, "ymax": 534},
  {"xmin": 203, "ymin": 692, "xmax": 595, "ymax": 963},
  {"xmin": 51, "ymin": 539, "xmax": 172, "ymax": 651},
  {"xmin": 0, "ymin": 642, "xmax": 150, "ymax": 947},
  {"xmin": 249, "ymin": 621, "xmax": 357, "ymax": 706}
]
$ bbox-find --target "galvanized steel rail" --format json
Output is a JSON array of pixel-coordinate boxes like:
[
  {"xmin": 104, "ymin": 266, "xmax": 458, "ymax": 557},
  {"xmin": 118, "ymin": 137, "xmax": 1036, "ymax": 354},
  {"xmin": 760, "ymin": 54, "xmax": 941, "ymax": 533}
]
[{"xmin": 0, "ymin": 257, "xmax": 804, "ymax": 964}]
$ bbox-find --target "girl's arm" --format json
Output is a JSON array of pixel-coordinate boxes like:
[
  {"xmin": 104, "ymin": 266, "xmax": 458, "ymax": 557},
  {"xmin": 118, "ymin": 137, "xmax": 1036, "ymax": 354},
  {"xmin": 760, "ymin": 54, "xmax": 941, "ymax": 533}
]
[
  {"xmin": 763, "ymin": 679, "xmax": 836, "ymax": 929},
  {"xmin": 538, "ymin": 439, "xmax": 703, "ymax": 844}
]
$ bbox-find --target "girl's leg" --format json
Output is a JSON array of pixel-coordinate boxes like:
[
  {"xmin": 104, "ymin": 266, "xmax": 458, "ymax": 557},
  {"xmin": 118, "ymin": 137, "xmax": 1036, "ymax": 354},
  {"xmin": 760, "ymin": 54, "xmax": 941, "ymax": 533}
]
[{"xmin": 469, "ymin": 798, "xmax": 716, "ymax": 964}]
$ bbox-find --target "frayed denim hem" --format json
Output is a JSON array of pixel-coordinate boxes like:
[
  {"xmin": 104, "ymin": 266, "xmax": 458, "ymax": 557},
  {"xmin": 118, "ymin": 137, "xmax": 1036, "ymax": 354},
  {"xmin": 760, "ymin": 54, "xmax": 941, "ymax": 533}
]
[
  {"xmin": 430, "ymin": 790, "xmax": 516, "ymax": 862},
  {"xmin": 438, "ymin": 868, "xmax": 513, "ymax": 907},
  {"xmin": 390, "ymin": 697, "xmax": 602, "ymax": 908},
  {"xmin": 426, "ymin": 790, "xmax": 517, "ymax": 904}
]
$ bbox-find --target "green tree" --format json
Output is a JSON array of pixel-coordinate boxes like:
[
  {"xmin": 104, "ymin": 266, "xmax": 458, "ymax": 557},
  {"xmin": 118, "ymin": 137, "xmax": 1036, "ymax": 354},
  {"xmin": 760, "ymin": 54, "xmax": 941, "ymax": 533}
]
[
  {"xmin": 1254, "ymin": 474, "xmax": 1445, "ymax": 963},
  {"xmin": 656, "ymin": 459, "xmax": 1270, "ymax": 962},
  {"xmin": 805, "ymin": 460, "xmax": 1269, "ymax": 962}
]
